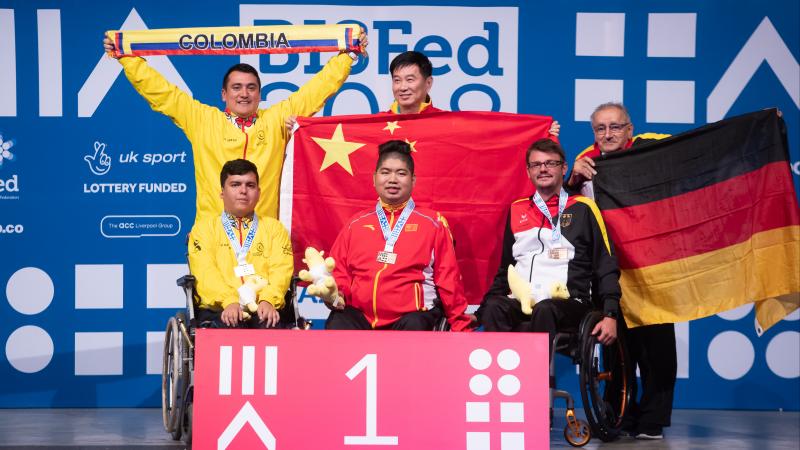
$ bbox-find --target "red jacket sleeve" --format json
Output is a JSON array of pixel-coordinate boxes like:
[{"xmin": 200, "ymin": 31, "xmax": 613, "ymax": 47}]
[{"xmin": 431, "ymin": 214, "xmax": 472, "ymax": 331}]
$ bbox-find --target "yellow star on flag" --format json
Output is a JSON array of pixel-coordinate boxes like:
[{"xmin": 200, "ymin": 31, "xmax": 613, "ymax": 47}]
[
  {"xmin": 312, "ymin": 123, "xmax": 366, "ymax": 175},
  {"xmin": 383, "ymin": 121, "xmax": 401, "ymax": 135},
  {"xmin": 404, "ymin": 138, "xmax": 418, "ymax": 152}
]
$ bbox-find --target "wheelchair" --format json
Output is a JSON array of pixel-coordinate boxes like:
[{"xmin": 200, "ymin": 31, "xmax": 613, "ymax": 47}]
[
  {"xmin": 550, "ymin": 310, "xmax": 632, "ymax": 447},
  {"xmin": 161, "ymin": 275, "xmax": 309, "ymax": 446}
]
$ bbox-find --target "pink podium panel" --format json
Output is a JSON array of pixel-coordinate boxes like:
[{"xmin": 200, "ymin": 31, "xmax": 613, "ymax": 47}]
[{"xmin": 193, "ymin": 330, "xmax": 549, "ymax": 449}]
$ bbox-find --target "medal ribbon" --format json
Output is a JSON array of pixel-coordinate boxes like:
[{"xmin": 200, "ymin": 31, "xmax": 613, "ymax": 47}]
[
  {"xmin": 532, "ymin": 188, "xmax": 568, "ymax": 246},
  {"xmin": 376, "ymin": 199, "xmax": 415, "ymax": 253},
  {"xmin": 221, "ymin": 213, "xmax": 259, "ymax": 264}
]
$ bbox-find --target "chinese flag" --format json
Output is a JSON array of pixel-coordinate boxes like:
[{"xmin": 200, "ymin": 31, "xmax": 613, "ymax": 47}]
[
  {"xmin": 593, "ymin": 110, "xmax": 799, "ymax": 333},
  {"xmin": 287, "ymin": 111, "xmax": 553, "ymax": 302}
]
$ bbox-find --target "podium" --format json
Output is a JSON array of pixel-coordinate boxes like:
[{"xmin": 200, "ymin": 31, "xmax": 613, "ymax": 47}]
[{"xmin": 194, "ymin": 329, "xmax": 549, "ymax": 449}]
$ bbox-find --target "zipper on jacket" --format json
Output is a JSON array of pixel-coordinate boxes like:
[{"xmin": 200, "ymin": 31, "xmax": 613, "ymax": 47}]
[
  {"xmin": 371, "ymin": 208, "xmax": 396, "ymax": 328},
  {"xmin": 529, "ymin": 215, "xmax": 546, "ymax": 282},
  {"xmin": 237, "ymin": 218, "xmax": 245, "ymax": 284},
  {"xmin": 241, "ymin": 124, "xmax": 249, "ymax": 159}
]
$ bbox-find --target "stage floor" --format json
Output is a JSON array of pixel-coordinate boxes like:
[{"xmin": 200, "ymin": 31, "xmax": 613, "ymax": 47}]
[{"xmin": 0, "ymin": 408, "xmax": 797, "ymax": 449}]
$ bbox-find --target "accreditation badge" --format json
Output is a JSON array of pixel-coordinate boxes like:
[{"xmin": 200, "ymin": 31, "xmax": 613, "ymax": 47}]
[
  {"xmin": 548, "ymin": 247, "xmax": 568, "ymax": 260},
  {"xmin": 377, "ymin": 251, "xmax": 398, "ymax": 264},
  {"xmin": 234, "ymin": 263, "xmax": 256, "ymax": 277}
]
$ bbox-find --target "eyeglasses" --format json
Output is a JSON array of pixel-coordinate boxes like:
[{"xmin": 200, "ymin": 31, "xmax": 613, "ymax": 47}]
[
  {"xmin": 527, "ymin": 160, "xmax": 563, "ymax": 169},
  {"xmin": 593, "ymin": 123, "xmax": 630, "ymax": 135}
]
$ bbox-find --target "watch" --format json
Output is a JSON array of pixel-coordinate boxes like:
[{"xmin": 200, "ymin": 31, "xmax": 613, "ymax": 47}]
[{"xmin": 604, "ymin": 310, "xmax": 618, "ymax": 320}]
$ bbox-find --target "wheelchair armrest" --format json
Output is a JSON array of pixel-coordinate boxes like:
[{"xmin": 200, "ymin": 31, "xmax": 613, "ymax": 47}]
[{"xmin": 177, "ymin": 275, "xmax": 196, "ymax": 289}]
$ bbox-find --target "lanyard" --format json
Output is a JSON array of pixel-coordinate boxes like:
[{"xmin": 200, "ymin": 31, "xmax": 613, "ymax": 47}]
[
  {"xmin": 375, "ymin": 198, "xmax": 415, "ymax": 252},
  {"xmin": 221, "ymin": 212, "xmax": 259, "ymax": 264},
  {"xmin": 532, "ymin": 188, "xmax": 568, "ymax": 246}
]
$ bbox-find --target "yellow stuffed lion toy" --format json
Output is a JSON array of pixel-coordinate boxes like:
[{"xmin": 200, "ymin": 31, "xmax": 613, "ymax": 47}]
[
  {"xmin": 507, "ymin": 264, "xmax": 570, "ymax": 315},
  {"xmin": 297, "ymin": 247, "xmax": 343, "ymax": 309},
  {"xmin": 237, "ymin": 274, "xmax": 269, "ymax": 320}
]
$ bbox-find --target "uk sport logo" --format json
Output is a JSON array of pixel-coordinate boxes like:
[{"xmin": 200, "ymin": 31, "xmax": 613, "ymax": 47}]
[{"xmin": 84, "ymin": 141, "xmax": 111, "ymax": 176}]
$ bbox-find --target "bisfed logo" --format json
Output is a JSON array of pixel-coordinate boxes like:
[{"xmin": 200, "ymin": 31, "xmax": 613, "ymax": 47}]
[
  {"xmin": 0, "ymin": 132, "xmax": 16, "ymax": 168},
  {"xmin": 0, "ymin": 174, "xmax": 20, "ymax": 200},
  {"xmin": 0, "ymin": 175, "xmax": 18, "ymax": 192},
  {"xmin": 0, "ymin": 224, "xmax": 24, "ymax": 234},
  {"xmin": 0, "ymin": 133, "xmax": 20, "ymax": 200}
]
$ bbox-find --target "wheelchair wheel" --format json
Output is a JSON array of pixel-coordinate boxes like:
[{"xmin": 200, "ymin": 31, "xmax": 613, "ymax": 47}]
[
  {"xmin": 162, "ymin": 313, "xmax": 189, "ymax": 438},
  {"xmin": 181, "ymin": 385, "xmax": 193, "ymax": 446},
  {"xmin": 578, "ymin": 312, "xmax": 631, "ymax": 442},
  {"xmin": 564, "ymin": 418, "xmax": 591, "ymax": 447}
]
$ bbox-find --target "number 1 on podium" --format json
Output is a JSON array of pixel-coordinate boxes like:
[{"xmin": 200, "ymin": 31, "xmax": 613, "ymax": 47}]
[{"xmin": 344, "ymin": 354, "xmax": 399, "ymax": 446}]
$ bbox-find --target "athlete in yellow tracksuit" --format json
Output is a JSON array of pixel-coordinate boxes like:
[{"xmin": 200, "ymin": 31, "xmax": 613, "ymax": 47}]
[
  {"xmin": 189, "ymin": 212, "xmax": 293, "ymax": 313},
  {"xmin": 187, "ymin": 159, "xmax": 294, "ymax": 328},
  {"xmin": 111, "ymin": 46, "xmax": 356, "ymax": 224}
]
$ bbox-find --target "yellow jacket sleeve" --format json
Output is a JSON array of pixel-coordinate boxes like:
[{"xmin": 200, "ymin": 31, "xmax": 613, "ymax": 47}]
[
  {"xmin": 118, "ymin": 56, "xmax": 215, "ymax": 141},
  {"xmin": 255, "ymin": 218, "xmax": 294, "ymax": 310},
  {"xmin": 187, "ymin": 220, "xmax": 240, "ymax": 310},
  {"xmin": 274, "ymin": 52, "xmax": 352, "ymax": 121}
]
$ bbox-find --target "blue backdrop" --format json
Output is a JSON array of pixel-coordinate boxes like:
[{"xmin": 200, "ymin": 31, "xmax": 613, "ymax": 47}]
[{"xmin": 0, "ymin": 0, "xmax": 798, "ymax": 409}]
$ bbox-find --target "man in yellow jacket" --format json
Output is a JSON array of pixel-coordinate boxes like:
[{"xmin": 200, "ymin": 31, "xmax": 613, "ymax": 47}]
[
  {"xmin": 103, "ymin": 32, "xmax": 367, "ymax": 225},
  {"xmin": 188, "ymin": 159, "xmax": 293, "ymax": 328}
]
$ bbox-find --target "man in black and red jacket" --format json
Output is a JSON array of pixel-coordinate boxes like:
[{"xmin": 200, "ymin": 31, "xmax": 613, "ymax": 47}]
[{"xmin": 476, "ymin": 137, "xmax": 622, "ymax": 360}]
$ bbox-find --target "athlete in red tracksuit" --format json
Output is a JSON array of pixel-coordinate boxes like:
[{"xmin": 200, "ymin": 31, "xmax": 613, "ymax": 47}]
[{"xmin": 325, "ymin": 140, "xmax": 472, "ymax": 331}]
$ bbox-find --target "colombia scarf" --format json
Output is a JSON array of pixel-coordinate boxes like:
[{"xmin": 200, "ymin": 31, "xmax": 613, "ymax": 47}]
[{"xmin": 106, "ymin": 24, "xmax": 361, "ymax": 57}]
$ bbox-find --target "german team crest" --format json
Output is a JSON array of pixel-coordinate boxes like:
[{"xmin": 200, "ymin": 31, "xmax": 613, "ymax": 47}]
[{"xmin": 560, "ymin": 213, "xmax": 573, "ymax": 227}]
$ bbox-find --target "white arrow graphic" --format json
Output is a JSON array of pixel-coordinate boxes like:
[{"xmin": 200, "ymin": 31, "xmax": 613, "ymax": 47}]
[
  {"xmin": 707, "ymin": 17, "xmax": 799, "ymax": 122},
  {"xmin": 218, "ymin": 401, "xmax": 276, "ymax": 450}
]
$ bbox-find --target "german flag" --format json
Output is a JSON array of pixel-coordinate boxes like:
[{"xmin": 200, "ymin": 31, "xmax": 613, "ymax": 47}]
[{"xmin": 592, "ymin": 109, "xmax": 799, "ymax": 334}]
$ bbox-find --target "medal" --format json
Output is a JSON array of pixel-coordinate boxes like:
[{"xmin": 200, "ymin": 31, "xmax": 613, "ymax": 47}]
[
  {"xmin": 376, "ymin": 251, "xmax": 398, "ymax": 264},
  {"xmin": 533, "ymin": 189, "xmax": 569, "ymax": 259},
  {"xmin": 221, "ymin": 212, "xmax": 259, "ymax": 274},
  {"xmin": 234, "ymin": 263, "xmax": 256, "ymax": 277},
  {"xmin": 375, "ymin": 199, "xmax": 415, "ymax": 265}
]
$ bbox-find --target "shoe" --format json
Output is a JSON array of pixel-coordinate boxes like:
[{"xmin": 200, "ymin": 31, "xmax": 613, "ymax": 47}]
[
  {"xmin": 635, "ymin": 425, "xmax": 663, "ymax": 440},
  {"xmin": 619, "ymin": 419, "xmax": 637, "ymax": 438}
]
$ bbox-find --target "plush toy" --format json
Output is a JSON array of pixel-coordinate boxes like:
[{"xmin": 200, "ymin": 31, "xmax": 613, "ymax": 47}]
[
  {"xmin": 549, "ymin": 281, "xmax": 570, "ymax": 301},
  {"xmin": 507, "ymin": 264, "xmax": 571, "ymax": 315},
  {"xmin": 297, "ymin": 247, "xmax": 343, "ymax": 309},
  {"xmin": 507, "ymin": 264, "xmax": 537, "ymax": 315},
  {"xmin": 237, "ymin": 274, "xmax": 268, "ymax": 320}
]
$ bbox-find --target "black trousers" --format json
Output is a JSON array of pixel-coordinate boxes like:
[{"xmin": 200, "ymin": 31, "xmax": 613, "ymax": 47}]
[
  {"xmin": 325, "ymin": 305, "xmax": 444, "ymax": 330},
  {"xmin": 623, "ymin": 322, "xmax": 677, "ymax": 429},
  {"xmin": 196, "ymin": 306, "xmax": 283, "ymax": 329},
  {"xmin": 479, "ymin": 294, "xmax": 591, "ymax": 355}
]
